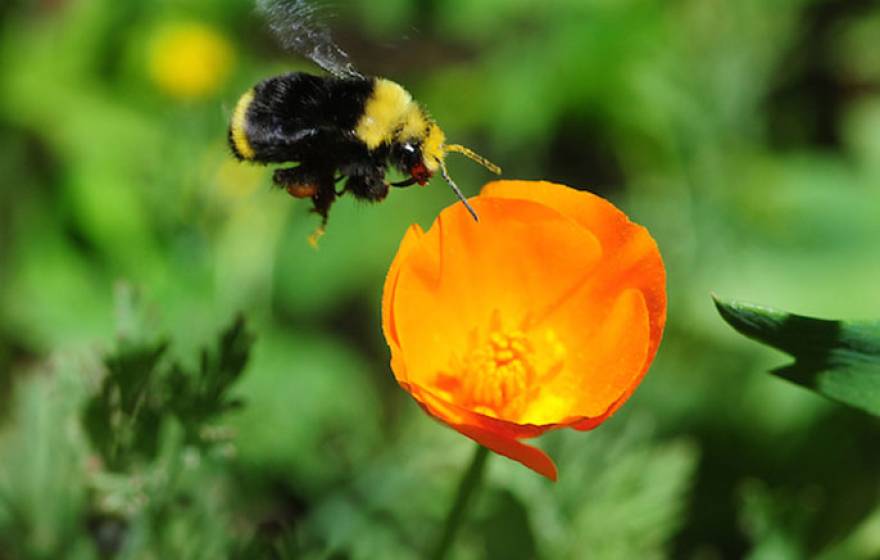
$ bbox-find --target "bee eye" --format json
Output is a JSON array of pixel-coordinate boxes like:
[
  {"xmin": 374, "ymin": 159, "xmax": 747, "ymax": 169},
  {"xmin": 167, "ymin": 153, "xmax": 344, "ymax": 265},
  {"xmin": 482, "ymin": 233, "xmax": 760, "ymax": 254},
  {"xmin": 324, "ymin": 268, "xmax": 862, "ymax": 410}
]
[{"xmin": 400, "ymin": 143, "xmax": 419, "ymax": 163}]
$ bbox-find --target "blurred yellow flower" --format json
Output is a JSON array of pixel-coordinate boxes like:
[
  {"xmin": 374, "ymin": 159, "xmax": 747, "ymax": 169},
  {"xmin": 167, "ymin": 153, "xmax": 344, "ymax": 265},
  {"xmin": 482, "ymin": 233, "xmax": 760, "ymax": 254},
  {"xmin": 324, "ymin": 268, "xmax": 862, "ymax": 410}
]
[
  {"xmin": 149, "ymin": 22, "xmax": 234, "ymax": 100},
  {"xmin": 212, "ymin": 157, "xmax": 264, "ymax": 202}
]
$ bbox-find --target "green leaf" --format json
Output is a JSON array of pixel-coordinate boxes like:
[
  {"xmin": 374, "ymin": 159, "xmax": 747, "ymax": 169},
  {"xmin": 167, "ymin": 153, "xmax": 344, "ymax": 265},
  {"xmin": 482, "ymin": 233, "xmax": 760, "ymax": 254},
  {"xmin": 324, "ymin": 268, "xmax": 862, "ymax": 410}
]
[
  {"xmin": 713, "ymin": 296, "xmax": 880, "ymax": 416},
  {"xmin": 84, "ymin": 339, "xmax": 169, "ymax": 470},
  {"xmin": 83, "ymin": 314, "xmax": 254, "ymax": 470},
  {"xmin": 165, "ymin": 314, "xmax": 253, "ymax": 444}
]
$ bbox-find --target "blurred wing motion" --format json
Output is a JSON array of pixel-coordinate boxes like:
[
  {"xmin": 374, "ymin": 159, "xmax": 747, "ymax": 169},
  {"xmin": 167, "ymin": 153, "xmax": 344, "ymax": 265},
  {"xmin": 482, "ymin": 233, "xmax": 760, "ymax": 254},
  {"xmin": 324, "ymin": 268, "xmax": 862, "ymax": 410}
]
[{"xmin": 256, "ymin": 0, "xmax": 362, "ymax": 78}]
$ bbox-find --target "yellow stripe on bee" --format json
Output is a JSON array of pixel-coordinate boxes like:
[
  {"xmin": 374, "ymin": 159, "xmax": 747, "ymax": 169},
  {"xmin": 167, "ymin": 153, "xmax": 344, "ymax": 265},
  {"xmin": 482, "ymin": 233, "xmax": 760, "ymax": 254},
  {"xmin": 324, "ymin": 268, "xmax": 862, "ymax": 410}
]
[
  {"xmin": 422, "ymin": 123, "xmax": 446, "ymax": 172},
  {"xmin": 231, "ymin": 89, "xmax": 256, "ymax": 160},
  {"xmin": 399, "ymin": 105, "xmax": 429, "ymax": 142},
  {"xmin": 355, "ymin": 78, "xmax": 414, "ymax": 149}
]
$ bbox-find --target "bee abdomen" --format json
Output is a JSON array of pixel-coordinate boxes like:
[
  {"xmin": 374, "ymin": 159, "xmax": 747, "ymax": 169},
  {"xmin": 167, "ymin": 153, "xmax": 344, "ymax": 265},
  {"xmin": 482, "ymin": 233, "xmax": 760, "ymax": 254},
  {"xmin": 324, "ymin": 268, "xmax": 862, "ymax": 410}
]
[
  {"xmin": 228, "ymin": 72, "xmax": 373, "ymax": 164},
  {"xmin": 229, "ymin": 89, "xmax": 256, "ymax": 160}
]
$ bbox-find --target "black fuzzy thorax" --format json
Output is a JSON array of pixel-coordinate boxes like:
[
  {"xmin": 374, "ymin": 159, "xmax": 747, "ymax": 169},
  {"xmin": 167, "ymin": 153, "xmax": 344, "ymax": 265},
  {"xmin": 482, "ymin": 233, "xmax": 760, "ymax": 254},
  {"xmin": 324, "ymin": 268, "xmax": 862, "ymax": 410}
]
[{"xmin": 237, "ymin": 72, "xmax": 374, "ymax": 165}]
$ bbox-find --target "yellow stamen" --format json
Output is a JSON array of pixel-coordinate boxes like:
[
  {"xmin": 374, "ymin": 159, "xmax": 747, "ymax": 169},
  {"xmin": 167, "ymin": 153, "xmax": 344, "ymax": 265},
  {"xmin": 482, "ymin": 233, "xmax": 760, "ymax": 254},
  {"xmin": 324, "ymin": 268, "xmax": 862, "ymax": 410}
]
[{"xmin": 458, "ymin": 329, "xmax": 536, "ymax": 420}]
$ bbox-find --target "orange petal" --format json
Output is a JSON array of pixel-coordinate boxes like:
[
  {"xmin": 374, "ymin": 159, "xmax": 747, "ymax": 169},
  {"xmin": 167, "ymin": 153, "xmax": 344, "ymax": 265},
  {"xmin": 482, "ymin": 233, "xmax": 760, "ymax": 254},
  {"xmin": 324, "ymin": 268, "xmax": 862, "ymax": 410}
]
[
  {"xmin": 481, "ymin": 180, "xmax": 666, "ymax": 365},
  {"xmin": 452, "ymin": 423, "xmax": 558, "ymax": 481},
  {"xmin": 382, "ymin": 224, "xmax": 425, "ymax": 385},
  {"xmin": 402, "ymin": 382, "xmax": 557, "ymax": 479},
  {"xmin": 525, "ymin": 288, "xmax": 650, "ymax": 423},
  {"xmin": 404, "ymin": 380, "xmax": 553, "ymax": 438},
  {"xmin": 392, "ymin": 197, "xmax": 603, "ymax": 391}
]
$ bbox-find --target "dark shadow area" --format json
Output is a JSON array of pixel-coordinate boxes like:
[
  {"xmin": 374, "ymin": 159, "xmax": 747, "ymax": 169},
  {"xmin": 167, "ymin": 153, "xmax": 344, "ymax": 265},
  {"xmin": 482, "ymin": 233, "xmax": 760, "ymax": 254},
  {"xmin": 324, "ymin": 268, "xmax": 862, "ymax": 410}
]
[
  {"xmin": 765, "ymin": 0, "xmax": 880, "ymax": 150},
  {"xmin": 541, "ymin": 113, "xmax": 626, "ymax": 198}
]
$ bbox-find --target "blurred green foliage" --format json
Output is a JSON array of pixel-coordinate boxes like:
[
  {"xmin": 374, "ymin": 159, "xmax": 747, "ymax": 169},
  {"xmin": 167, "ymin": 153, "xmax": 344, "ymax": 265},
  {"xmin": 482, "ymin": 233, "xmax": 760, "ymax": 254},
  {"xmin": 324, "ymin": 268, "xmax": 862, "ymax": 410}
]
[{"xmin": 1, "ymin": 0, "xmax": 880, "ymax": 558}]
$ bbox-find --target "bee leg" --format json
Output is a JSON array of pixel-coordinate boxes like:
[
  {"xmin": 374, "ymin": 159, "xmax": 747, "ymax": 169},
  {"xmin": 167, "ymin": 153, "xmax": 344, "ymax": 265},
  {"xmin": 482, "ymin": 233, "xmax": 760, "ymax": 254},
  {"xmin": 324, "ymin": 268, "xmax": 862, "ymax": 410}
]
[
  {"xmin": 273, "ymin": 166, "xmax": 320, "ymax": 199},
  {"xmin": 345, "ymin": 172, "xmax": 389, "ymax": 202},
  {"xmin": 390, "ymin": 177, "xmax": 418, "ymax": 188},
  {"xmin": 310, "ymin": 180, "xmax": 336, "ymax": 224},
  {"xmin": 306, "ymin": 176, "xmax": 338, "ymax": 248}
]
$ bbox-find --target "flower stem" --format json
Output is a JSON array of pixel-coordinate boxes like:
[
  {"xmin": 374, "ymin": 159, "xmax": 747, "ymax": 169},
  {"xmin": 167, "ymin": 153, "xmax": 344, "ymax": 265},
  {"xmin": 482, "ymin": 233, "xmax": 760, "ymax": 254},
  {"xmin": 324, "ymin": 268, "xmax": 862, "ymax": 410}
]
[{"xmin": 431, "ymin": 444, "xmax": 491, "ymax": 560}]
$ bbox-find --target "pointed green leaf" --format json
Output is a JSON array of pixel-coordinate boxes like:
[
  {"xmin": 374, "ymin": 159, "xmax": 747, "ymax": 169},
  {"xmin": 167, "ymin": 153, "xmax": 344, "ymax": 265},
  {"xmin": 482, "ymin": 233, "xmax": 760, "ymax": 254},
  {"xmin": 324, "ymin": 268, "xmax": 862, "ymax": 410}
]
[{"xmin": 713, "ymin": 296, "xmax": 880, "ymax": 416}]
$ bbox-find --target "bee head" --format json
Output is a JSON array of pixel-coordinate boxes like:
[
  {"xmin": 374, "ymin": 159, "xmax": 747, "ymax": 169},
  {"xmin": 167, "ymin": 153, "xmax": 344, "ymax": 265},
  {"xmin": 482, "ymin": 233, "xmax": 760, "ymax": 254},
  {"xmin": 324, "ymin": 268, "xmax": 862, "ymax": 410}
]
[
  {"xmin": 392, "ymin": 121, "xmax": 502, "ymax": 223},
  {"xmin": 420, "ymin": 122, "xmax": 501, "ymax": 178},
  {"xmin": 391, "ymin": 141, "xmax": 433, "ymax": 185}
]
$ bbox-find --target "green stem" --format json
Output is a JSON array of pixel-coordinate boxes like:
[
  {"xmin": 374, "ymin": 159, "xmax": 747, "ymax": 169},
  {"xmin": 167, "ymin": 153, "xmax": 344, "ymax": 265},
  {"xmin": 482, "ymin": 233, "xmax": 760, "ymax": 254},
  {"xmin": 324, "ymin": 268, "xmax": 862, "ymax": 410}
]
[{"xmin": 431, "ymin": 444, "xmax": 491, "ymax": 560}]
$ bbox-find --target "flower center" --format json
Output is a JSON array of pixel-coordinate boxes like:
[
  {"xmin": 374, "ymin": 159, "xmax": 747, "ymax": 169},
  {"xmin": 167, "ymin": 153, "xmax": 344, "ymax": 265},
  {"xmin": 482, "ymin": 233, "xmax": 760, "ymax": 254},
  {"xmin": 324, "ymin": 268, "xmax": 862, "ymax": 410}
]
[
  {"xmin": 458, "ymin": 329, "xmax": 536, "ymax": 419},
  {"xmin": 434, "ymin": 312, "xmax": 569, "ymax": 423}
]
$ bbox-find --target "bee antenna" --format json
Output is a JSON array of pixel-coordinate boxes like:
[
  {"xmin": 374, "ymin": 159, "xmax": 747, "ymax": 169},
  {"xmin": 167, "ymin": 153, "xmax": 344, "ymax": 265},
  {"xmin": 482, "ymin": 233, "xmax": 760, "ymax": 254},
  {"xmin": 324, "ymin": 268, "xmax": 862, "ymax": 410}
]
[
  {"xmin": 444, "ymin": 144, "xmax": 502, "ymax": 175},
  {"xmin": 437, "ymin": 158, "xmax": 479, "ymax": 222}
]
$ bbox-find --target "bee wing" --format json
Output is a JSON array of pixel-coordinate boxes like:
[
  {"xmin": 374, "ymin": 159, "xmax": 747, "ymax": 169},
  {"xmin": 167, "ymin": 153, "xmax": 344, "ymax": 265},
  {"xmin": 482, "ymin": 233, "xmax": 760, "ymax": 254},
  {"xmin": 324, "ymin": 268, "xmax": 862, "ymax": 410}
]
[{"xmin": 256, "ymin": 0, "xmax": 363, "ymax": 79}]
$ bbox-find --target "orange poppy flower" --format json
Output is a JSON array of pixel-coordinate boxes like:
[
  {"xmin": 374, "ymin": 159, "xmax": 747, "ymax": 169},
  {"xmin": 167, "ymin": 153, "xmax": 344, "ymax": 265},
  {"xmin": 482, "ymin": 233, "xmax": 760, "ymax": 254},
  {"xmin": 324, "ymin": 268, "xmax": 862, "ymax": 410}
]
[{"xmin": 382, "ymin": 180, "xmax": 666, "ymax": 480}]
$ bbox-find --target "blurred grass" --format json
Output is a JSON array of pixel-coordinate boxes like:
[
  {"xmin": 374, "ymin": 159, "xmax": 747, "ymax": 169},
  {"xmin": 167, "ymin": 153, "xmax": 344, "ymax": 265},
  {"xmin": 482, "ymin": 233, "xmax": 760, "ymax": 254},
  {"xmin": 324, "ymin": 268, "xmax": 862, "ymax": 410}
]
[{"xmin": 2, "ymin": 0, "xmax": 880, "ymax": 558}]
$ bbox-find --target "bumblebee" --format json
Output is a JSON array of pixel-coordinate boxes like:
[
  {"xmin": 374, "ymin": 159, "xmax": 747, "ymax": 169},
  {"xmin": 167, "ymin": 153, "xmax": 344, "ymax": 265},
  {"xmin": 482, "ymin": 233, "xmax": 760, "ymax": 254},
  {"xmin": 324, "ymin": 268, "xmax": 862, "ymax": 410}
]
[{"xmin": 228, "ymin": 0, "xmax": 500, "ymax": 238}]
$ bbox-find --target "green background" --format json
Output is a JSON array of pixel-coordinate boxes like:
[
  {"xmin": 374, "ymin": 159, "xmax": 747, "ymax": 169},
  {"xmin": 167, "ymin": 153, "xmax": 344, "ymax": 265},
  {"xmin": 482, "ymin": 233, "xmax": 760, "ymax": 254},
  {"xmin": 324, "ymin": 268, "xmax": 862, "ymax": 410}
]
[{"xmin": 1, "ymin": 0, "xmax": 880, "ymax": 558}]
